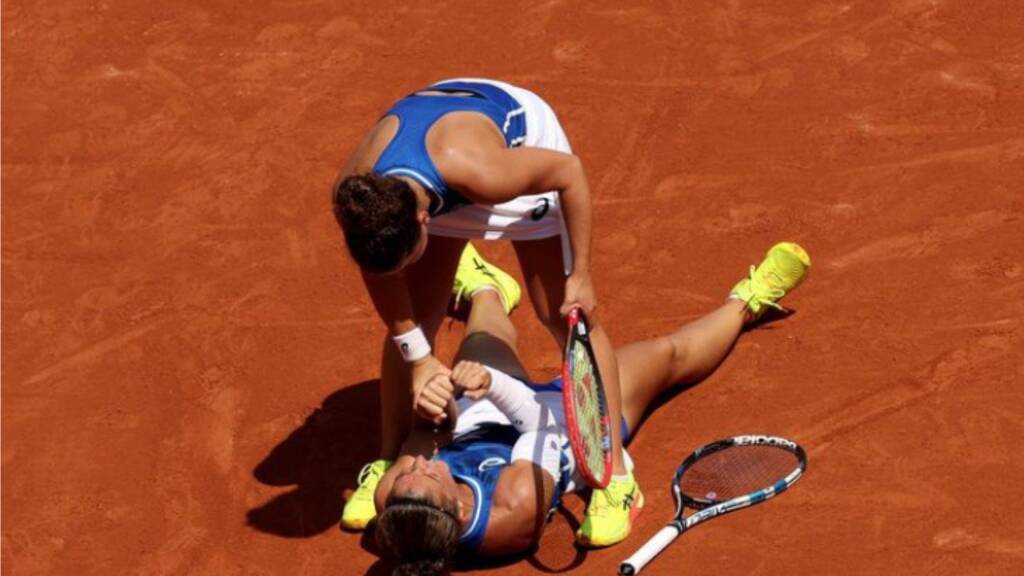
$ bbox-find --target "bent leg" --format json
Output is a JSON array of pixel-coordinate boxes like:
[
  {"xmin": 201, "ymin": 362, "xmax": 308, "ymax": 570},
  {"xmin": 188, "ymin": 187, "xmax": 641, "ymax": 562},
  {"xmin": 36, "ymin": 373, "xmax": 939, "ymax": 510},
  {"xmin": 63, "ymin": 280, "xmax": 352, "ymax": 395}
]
[
  {"xmin": 378, "ymin": 235, "xmax": 467, "ymax": 458},
  {"xmin": 453, "ymin": 290, "xmax": 531, "ymax": 382},
  {"xmin": 618, "ymin": 299, "xmax": 747, "ymax": 435}
]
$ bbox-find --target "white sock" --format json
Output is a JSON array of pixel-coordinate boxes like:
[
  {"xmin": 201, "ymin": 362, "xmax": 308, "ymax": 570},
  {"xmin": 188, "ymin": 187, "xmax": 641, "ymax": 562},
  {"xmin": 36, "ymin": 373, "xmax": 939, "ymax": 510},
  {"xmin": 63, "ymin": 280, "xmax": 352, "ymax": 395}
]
[{"xmin": 470, "ymin": 285, "xmax": 507, "ymax": 312}]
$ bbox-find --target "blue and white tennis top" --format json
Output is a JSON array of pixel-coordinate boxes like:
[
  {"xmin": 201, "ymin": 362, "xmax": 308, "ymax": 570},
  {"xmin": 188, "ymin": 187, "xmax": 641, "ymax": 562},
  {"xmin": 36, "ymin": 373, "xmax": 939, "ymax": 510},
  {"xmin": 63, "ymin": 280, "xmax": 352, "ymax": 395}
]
[
  {"xmin": 438, "ymin": 374, "xmax": 571, "ymax": 552},
  {"xmin": 372, "ymin": 80, "xmax": 527, "ymax": 217},
  {"xmin": 438, "ymin": 369, "xmax": 634, "ymax": 552},
  {"xmin": 435, "ymin": 425, "xmax": 540, "ymax": 551}
]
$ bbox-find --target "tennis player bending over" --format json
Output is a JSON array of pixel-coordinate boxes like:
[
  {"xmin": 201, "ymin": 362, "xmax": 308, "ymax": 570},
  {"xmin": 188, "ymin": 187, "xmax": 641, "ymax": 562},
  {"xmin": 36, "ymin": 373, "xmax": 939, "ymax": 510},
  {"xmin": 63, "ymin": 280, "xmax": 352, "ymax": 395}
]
[
  {"xmin": 333, "ymin": 79, "xmax": 631, "ymax": 541},
  {"xmin": 371, "ymin": 242, "xmax": 810, "ymax": 574}
]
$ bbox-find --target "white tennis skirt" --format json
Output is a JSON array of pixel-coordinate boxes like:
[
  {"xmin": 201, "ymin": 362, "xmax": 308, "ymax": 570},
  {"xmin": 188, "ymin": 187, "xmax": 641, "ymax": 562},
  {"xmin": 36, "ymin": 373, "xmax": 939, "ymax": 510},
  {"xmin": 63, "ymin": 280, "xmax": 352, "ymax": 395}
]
[{"xmin": 426, "ymin": 78, "xmax": 571, "ymax": 249}]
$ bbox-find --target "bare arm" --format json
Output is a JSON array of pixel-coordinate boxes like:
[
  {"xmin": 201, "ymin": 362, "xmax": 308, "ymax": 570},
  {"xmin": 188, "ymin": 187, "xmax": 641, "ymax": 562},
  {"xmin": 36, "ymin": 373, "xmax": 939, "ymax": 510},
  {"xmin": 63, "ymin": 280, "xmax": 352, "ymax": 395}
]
[
  {"xmin": 479, "ymin": 461, "xmax": 556, "ymax": 555},
  {"xmin": 361, "ymin": 269, "xmax": 454, "ymax": 424},
  {"xmin": 444, "ymin": 146, "xmax": 593, "ymax": 278},
  {"xmin": 361, "ymin": 268, "xmax": 419, "ymax": 337}
]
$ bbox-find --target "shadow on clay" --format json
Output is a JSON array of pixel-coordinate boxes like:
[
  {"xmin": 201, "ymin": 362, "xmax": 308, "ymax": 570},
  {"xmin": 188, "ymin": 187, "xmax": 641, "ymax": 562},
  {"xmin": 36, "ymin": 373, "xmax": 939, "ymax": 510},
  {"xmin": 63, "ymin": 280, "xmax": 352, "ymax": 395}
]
[
  {"xmin": 525, "ymin": 502, "xmax": 588, "ymax": 573},
  {"xmin": 747, "ymin": 306, "xmax": 796, "ymax": 330},
  {"xmin": 246, "ymin": 379, "xmax": 381, "ymax": 538}
]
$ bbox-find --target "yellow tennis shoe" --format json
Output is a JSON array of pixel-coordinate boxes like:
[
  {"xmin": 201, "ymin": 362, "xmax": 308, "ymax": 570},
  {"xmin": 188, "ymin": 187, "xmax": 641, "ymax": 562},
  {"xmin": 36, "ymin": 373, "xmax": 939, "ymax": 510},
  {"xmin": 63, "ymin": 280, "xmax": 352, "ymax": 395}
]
[
  {"xmin": 730, "ymin": 242, "xmax": 811, "ymax": 319},
  {"xmin": 340, "ymin": 459, "xmax": 392, "ymax": 531},
  {"xmin": 576, "ymin": 473, "xmax": 644, "ymax": 548},
  {"xmin": 453, "ymin": 243, "xmax": 521, "ymax": 314}
]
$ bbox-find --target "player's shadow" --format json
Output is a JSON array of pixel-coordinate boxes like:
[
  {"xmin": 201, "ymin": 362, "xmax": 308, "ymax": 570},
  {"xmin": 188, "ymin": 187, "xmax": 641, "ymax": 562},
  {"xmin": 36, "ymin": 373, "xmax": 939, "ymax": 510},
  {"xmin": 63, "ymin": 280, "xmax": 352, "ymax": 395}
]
[{"xmin": 246, "ymin": 379, "xmax": 381, "ymax": 538}]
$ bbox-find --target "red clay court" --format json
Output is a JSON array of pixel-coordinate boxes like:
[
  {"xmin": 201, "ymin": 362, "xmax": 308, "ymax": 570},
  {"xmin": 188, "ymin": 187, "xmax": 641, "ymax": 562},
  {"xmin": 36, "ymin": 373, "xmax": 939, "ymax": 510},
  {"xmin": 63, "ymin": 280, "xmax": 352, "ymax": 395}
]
[{"xmin": 3, "ymin": 1, "xmax": 1022, "ymax": 574}]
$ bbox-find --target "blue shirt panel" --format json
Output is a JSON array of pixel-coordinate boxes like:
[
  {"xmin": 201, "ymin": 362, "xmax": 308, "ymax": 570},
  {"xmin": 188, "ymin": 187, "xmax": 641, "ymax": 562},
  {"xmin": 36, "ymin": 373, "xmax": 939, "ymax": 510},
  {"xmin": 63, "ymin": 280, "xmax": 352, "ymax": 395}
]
[
  {"xmin": 437, "ymin": 423, "xmax": 568, "ymax": 553},
  {"xmin": 372, "ymin": 81, "xmax": 527, "ymax": 217}
]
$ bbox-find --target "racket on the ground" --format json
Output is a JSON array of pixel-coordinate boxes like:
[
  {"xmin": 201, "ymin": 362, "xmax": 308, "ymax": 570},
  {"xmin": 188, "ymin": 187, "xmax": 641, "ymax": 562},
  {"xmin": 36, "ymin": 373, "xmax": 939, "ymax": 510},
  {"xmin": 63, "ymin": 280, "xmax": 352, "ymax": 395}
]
[
  {"xmin": 561, "ymin": 306, "xmax": 613, "ymax": 489},
  {"xmin": 619, "ymin": 435, "xmax": 807, "ymax": 576}
]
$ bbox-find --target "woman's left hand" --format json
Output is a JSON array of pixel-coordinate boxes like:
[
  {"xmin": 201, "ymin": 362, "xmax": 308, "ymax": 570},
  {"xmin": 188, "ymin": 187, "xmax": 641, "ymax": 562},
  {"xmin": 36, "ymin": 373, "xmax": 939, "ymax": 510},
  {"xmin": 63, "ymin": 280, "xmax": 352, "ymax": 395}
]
[
  {"xmin": 451, "ymin": 360, "xmax": 492, "ymax": 400},
  {"xmin": 560, "ymin": 270, "xmax": 597, "ymax": 317}
]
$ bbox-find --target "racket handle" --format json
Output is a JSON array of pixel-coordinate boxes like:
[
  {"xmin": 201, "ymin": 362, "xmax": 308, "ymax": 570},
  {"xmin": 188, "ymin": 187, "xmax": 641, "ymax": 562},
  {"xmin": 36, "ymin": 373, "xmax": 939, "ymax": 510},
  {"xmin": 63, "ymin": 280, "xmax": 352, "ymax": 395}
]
[{"xmin": 619, "ymin": 525, "xmax": 681, "ymax": 576}]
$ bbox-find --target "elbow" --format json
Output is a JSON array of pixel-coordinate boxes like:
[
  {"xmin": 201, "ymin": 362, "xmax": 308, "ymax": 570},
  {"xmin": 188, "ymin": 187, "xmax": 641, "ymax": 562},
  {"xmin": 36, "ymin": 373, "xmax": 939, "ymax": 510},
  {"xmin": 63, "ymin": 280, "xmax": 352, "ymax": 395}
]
[
  {"xmin": 563, "ymin": 154, "xmax": 584, "ymax": 181},
  {"xmin": 553, "ymin": 154, "xmax": 587, "ymax": 197}
]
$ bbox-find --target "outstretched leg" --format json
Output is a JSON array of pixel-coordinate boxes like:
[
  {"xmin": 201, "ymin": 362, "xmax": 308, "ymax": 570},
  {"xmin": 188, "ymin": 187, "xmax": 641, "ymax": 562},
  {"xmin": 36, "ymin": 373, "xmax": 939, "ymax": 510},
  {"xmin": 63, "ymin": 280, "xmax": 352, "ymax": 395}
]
[
  {"xmin": 618, "ymin": 299, "xmax": 747, "ymax": 432},
  {"xmin": 617, "ymin": 242, "xmax": 812, "ymax": 435}
]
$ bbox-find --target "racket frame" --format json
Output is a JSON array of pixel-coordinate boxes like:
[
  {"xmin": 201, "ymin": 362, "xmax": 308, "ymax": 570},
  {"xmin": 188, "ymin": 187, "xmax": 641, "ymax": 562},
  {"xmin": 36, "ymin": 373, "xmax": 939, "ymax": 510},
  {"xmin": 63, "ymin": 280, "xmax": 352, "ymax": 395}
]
[
  {"xmin": 561, "ymin": 306, "xmax": 613, "ymax": 489},
  {"xmin": 619, "ymin": 435, "xmax": 807, "ymax": 576}
]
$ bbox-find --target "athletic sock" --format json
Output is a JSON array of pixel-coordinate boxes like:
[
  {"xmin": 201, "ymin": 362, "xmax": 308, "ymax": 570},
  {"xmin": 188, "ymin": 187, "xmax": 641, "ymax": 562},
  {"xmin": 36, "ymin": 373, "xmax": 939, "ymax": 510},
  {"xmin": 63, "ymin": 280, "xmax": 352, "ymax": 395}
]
[{"xmin": 469, "ymin": 286, "xmax": 507, "ymax": 312}]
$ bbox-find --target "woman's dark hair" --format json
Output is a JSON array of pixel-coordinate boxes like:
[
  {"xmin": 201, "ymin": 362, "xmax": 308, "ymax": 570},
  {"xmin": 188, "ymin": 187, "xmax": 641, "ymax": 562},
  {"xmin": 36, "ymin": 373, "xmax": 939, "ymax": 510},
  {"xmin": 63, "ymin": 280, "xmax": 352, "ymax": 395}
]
[
  {"xmin": 375, "ymin": 497, "xmax": 461, "ymax": 576},
  {"xmin": 333, "ymin": 173, "xmax": 422, "ymax": 273}
]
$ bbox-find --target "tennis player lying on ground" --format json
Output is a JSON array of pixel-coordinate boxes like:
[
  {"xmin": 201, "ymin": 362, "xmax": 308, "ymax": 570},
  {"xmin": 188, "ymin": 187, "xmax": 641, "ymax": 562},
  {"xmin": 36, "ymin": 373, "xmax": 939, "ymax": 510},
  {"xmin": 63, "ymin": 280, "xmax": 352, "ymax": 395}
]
[{"xmin": 369, "ymin": 242, "xmax": 810, "ymax": 574}]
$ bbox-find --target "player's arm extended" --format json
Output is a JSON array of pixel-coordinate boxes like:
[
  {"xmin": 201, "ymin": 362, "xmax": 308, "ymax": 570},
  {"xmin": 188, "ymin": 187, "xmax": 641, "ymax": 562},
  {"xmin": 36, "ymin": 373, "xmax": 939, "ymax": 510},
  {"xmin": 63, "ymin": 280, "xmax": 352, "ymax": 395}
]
[
  {"xmin": 361, "ymin": 269, "xmax": 451, "ymax": 418},
  {"xmin": 360, "ymin": 268, "xmax": 419, "ymax": 336},
  {"xmin": 444, "ymin": 146, "xmax": 593, "ymax": 277}
]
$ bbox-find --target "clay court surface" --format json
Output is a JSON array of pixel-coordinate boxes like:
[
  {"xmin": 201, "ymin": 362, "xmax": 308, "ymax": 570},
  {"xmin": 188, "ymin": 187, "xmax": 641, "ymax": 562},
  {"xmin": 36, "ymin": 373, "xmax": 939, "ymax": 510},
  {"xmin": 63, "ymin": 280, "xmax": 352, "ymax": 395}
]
[{"xmin": 3, "ymin": 0, "xmax": 1023, "ymax": 574}]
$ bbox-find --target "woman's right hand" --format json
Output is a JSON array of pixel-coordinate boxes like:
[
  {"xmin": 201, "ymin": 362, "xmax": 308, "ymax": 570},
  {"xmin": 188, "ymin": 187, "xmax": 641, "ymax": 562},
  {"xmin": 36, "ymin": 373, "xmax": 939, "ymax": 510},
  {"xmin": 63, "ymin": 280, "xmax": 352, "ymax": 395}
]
[{"xmin": 411, "ymin": 355, "xmax": 453, "ymax": 425}]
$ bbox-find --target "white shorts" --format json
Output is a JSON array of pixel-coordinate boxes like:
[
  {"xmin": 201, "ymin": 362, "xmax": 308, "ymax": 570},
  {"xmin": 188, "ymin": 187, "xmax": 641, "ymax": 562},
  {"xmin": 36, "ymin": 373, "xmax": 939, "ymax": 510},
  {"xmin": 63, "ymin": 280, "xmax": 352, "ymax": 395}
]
[{"xmin": 426, "ymin": 79, "xmax": 572, "ymax": 267}]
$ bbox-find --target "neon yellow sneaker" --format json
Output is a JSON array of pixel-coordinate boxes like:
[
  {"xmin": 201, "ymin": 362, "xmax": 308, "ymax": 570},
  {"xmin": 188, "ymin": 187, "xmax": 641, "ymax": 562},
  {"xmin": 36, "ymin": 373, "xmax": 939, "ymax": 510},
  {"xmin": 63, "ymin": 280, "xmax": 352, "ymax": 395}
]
[
  {"xmin": 730, "ymin": 242, "xmax": 811, "ymax": 319},
  {"xmin": 453, "ymin": 243, "xmax": 521, "ymax": 314},
  {"xmin": 340, "ymin": 459, "xmax": 392, "ymax": 531},
  {"xmin": 576, "ymin": 473, "xmax": 644, "ymax": 548}
]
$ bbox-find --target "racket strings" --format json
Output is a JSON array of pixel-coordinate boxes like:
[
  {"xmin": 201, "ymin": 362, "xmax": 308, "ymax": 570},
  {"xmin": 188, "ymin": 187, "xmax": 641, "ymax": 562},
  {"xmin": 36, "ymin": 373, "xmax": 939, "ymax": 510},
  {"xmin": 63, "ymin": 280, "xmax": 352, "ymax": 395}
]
[
  {"xmin": 568, "ymin": 342, "xmax": 604, "ymax": 471},
  {"xmin": 680, "ymin": 445, "xmax": 798, "ymax": 502}
]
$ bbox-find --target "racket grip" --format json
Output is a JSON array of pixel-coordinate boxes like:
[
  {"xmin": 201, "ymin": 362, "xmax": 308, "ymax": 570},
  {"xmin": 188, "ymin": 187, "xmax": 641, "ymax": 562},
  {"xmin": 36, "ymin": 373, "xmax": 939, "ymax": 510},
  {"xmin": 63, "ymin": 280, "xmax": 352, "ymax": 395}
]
[{"xmin": 619, "ymin": 525, "xmax": 681, "ymax": 576}]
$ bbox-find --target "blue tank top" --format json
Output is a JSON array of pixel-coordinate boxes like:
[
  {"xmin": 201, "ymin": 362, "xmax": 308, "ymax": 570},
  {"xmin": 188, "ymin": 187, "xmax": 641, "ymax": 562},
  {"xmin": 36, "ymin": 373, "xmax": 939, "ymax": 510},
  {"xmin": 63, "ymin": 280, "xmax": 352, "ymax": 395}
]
[
  {"xmin": 372, "ymin": 80, "xmax": 527, "ymax": 217},
  {"xmin": 436, "ymin": 423, "xmax": 568, "ymax": 552}
]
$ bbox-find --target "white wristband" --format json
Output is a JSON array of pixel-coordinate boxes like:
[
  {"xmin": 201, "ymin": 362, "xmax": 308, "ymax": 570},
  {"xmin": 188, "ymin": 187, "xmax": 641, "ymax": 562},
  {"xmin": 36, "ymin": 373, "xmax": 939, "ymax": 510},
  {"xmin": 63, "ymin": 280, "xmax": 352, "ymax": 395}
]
[{"xmin": 392, "ymin": 326, "xmax": 431, "ymax": 362}]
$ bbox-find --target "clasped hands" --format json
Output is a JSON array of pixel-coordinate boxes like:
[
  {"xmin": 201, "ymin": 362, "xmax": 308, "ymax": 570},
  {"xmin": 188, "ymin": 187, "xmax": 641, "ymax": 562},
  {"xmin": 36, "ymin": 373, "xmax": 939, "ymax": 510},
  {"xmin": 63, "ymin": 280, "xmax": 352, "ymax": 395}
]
[{"xmin": 412, "ymin": 357, "xmax": 491, "ymax": 425}]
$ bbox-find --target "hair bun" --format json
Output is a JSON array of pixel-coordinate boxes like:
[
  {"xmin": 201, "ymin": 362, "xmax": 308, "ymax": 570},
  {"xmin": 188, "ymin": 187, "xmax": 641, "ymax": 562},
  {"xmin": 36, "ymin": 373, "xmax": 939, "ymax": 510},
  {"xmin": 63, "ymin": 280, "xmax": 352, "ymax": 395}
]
[{"xmin": 332, "ymin": 172, "xmax": 421, "ymax": 273}]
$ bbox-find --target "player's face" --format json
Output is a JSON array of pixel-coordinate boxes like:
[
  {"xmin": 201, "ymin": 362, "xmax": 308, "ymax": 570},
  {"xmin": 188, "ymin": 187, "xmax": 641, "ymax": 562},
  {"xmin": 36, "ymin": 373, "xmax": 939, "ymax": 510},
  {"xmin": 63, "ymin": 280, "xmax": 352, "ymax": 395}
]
[
  {"xmin": 386, "ymin": 213, "xmax": 429, "ymax": 274},
  {"xmin": 388, "ymin": 455, "xmax": 459, "ymax": 511},
  {"xmin": 404, "ymin": 222, "xmax": 429, "ymax": 266}
]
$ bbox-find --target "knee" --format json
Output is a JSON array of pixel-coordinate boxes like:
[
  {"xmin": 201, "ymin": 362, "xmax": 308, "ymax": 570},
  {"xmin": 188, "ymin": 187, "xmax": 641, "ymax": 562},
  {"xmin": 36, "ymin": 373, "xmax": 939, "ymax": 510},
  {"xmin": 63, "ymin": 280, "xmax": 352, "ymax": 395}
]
[{"xmin": 666, "ymin": 336, "xmax": 689, "ymax": 376}]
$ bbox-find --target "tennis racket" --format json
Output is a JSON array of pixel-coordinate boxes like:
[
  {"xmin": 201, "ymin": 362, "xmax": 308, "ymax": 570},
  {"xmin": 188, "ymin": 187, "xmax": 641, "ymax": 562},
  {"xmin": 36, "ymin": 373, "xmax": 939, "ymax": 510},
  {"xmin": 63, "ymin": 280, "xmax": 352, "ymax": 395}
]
[
  {"xmin": 619, "ymin": 435, "xmax": 807, "ymax": 576},
  {"xmin": 561, "ymin": 306, "xmax": 613, "ymax": 489}
]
